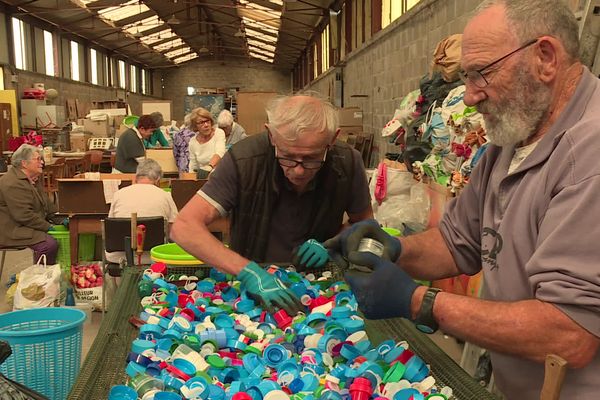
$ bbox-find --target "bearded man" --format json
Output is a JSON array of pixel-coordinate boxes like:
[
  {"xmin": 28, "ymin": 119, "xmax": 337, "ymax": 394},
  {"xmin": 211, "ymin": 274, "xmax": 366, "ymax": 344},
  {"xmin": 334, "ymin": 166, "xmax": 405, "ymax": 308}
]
[{"xmin": 325, "ymin": 0, "xmax": 600, "ymax": 398}]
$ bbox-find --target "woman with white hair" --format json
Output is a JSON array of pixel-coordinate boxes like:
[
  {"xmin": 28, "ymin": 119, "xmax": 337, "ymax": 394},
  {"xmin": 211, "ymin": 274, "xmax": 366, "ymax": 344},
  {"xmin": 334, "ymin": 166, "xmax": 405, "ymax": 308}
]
[
  {"xmin": 217, "ymin": 109, "xmax": 247, "ymax": 148},
  {"xmin": 0, "ymin": 144, "xmax": 59, "ymax": 263}
]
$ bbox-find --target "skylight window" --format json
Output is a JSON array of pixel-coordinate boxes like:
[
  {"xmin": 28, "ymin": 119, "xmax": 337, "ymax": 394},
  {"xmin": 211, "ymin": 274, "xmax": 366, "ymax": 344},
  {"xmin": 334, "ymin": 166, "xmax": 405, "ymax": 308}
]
[
  {"xmin": 173, "ymin": 53, "xmax": 199, "ymax": 64},
  {"xmin": 98, "ymin": 0, "xmax": 149, "ymax": 23},
  {"xmin": 123, "ymin": 15, "xmax": 162, "ymax": 35},
  {"xmin": 153, "ymin": 38, "xmax": 184, "ymax": 52},
  {"xmin": 247, "ymin": 39, "xmax": 275, "ymax": 52},
  {"xmin": 140, "ymin": 29, "xmax": 176, "ymax": 45},
  {"xmin": 165, "ymin": 47, "xmax": 191, "ymax": 58}
]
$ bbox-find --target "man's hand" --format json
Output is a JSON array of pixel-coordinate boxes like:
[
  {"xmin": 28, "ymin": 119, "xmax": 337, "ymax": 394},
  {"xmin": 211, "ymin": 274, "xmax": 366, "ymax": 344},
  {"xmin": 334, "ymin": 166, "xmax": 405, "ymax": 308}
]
[
  {"xmin": 237, "ymin": 262, "xmax": 303, "ymax": 315},
  {"xmin": 324, "ymin": 219, "xmax": 402, "ymax": 268},
  {"xmin": 344, "ymin": 251, "xmax": 418, "ymax": 320},
  {"xmin": 292, "ymin": 239, "xmax": 329, "ymax": 270}
]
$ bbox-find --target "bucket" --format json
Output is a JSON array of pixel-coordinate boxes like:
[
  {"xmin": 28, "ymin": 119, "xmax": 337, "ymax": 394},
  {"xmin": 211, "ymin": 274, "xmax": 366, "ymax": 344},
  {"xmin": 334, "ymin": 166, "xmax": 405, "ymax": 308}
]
[
  {"xmin": 151, "ymin": 243, "xmax": 206, "ymax": 278},
  {"xmin": 0, "ymin": 308, "xmax": 86, "ymax": 400}
]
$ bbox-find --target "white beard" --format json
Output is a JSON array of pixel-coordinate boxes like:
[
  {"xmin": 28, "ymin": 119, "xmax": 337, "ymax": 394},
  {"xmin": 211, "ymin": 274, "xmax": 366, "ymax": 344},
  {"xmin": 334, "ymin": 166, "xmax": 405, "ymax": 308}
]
[{"xmin": 478, "ymin": 63, "xmax": 552, "ymax": 147}]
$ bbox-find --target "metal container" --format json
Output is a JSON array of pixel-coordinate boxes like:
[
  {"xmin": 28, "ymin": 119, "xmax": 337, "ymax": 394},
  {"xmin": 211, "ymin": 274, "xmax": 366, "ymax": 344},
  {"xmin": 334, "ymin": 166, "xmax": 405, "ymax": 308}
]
[{"xmin": 350, "ymin": 238, "xmax": 384, "ymax": 270}]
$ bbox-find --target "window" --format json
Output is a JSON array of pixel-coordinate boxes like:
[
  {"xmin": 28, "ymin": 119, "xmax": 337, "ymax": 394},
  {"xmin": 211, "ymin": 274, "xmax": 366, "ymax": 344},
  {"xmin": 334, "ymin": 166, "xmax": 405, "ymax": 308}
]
[
  {"xmin": 141, "ymin": 68, "xmax": 147, "ymax": 94},
  {"xmin": 321, "ymin": 25, "xmax": 330, "ymax": 74},
  {"xmin": 382, "ymin": 0, "xmax": 420, "ymax": 28},
  {"xmin": 313, "ymin": 43, "xmax": 318, "ymax": 80},
  {"xmin": 90, "ymin": 49, "xmax": 98, "ymax": 84},
  {"xmin": 130, "ymin": 65, "xmax": 137, "ymax": 92},
  {"xmin": 70, "ymin": 41, "xmax": 80, "ymax": 81},
  {"xmin": 118, "ymin": 60, "xmax": 126, "ymax": 89},
  {"xmin": 43, "ymin": 30, "xmax": 55, "ymax": 76},
  {"xmin": 12, "ymin": 18, "xmax": 27, "ymax": 70}
]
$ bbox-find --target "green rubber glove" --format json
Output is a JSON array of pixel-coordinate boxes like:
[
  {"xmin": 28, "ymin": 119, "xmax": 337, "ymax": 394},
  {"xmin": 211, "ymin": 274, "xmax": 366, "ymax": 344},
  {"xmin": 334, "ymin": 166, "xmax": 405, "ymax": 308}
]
[
  {"xmin": 238, "ymin": 262, "xmax": 303, "ymax": 315},
  {"xmin": 324, "ymin": 219, "xmax": 402, "ymax": 269},
  {"xmin": 292, "ymin": 239, "xmax": 329, "ymax": 270}
]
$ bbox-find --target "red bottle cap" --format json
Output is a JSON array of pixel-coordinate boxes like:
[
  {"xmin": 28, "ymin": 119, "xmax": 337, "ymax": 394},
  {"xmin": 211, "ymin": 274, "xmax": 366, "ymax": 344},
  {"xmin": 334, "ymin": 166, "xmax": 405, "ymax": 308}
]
[
  {"xmin": 232, "ymin": 392, "xmax": 253, "ymax": 400},
  {"xmin": 397, "ymin": 349, "xmax": 414, "ymax": 364},
  {"xmin": 273, "ymin": 309, "xmax": 292, "ymax": 329},
  {"xmin": 350, "ymin": 377, "xmax": 372, "ymax": 400},
  {"xmin": 151, "ymin": 262, "xmax": 167, "ymax": 274}
]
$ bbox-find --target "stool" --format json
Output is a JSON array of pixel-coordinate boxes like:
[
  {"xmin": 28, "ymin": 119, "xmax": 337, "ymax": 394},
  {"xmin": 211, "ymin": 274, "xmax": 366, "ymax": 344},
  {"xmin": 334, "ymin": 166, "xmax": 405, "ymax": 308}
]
[{"xmin": 0, "ymin": 246, "xmax": 28, "ymax": 281}]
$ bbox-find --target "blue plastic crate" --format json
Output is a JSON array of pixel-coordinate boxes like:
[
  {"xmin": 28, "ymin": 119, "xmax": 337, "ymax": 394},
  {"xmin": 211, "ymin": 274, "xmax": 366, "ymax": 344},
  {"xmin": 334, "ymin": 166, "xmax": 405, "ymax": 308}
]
[{"xmin": 0, "ymin": 308, "xmax": 86, "ymax": 400}]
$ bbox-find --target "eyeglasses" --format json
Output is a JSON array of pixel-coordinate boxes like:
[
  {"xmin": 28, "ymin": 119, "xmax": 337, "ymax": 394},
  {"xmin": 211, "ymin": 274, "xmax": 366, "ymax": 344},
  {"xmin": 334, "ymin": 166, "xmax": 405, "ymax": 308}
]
[
  {"xmin": 195, "ymin": 119, "xmax": 212, "ymax": 126},
  {"xmin": 459, "ymin": 38, "xmax": 539, "ymax": 88},
  {"xmin": 275, "ymin": 146, "xmax": 328, "ymax": 170}
]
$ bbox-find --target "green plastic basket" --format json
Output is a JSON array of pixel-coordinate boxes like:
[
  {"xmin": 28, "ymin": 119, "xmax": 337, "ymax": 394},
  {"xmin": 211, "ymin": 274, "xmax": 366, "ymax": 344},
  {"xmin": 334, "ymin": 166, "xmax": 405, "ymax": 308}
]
[
  {"xmin": 48, "ymin": 226, "xmax": 96, "ymax": 274},
  {"xmin": 150, "ymin": 243, "xmax": 208, "ymax": 277}
]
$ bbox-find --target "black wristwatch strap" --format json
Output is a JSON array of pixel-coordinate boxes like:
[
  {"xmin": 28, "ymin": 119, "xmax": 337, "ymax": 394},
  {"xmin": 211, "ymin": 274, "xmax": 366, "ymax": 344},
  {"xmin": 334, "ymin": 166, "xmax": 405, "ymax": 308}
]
[{"xmin": 414, "ymin": 287, "xmax": 441, "ymax": 334}]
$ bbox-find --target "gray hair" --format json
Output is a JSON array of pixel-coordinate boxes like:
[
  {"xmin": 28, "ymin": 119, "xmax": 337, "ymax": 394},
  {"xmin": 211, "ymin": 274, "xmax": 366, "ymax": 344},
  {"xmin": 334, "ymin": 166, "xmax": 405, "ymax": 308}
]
[
  {"xmin": 183, "ymin": 113, "xmax": 192, "ymax": 128},
  {"xmin": 136, "ymin": 159, "xmax": 163, "ymax": 181},
  {"xmin": 150, "ymin": 112, "xmax": 164, "ymax": 127},
  {"xmin": 476, "ymin": 0, "xmax": 580, "ymax": 60},
  {"xmin": 265, "ymin": 92, "xmax": 338, "ymax": 141},
  {"xmin": 217, "ymin": 110, "xmax": 234, "ymax": 128},
  {"xmin": 12, "ymin": 144, "xmax": 39, "ymax": 169}
]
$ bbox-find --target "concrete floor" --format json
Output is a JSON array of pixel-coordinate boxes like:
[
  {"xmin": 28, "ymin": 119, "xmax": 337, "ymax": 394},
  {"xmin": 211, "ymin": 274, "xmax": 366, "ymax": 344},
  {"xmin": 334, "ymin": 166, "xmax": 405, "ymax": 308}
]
[{"xmin": 0, "ymin": 248, "xmax": 464, "ymax": 367}]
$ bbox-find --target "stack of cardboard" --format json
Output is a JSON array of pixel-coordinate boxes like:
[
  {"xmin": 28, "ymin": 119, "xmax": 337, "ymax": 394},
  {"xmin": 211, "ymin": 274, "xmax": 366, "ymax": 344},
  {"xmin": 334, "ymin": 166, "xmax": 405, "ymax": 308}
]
[{"xmin": 337, "ymin": 107, "xmax": 363, "ymax": 142}]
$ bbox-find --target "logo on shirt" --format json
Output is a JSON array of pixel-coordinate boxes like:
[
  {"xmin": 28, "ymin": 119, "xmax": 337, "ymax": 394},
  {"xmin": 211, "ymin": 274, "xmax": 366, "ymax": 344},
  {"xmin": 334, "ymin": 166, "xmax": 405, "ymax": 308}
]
[{"xmin": 481, "ymin": 227, "xmax": 503, "ymax": 270}]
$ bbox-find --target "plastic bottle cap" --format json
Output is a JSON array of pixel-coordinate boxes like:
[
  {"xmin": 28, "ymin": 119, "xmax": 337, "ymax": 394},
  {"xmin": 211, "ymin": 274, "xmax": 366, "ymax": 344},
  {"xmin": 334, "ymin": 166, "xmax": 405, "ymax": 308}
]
[
  {"xmin": 206, "ymin": 354, "xmax": 226, "ymax": 369},
  {"xmin": 263, "ymin": 390, "xmax": 290, "ymax": 400}
]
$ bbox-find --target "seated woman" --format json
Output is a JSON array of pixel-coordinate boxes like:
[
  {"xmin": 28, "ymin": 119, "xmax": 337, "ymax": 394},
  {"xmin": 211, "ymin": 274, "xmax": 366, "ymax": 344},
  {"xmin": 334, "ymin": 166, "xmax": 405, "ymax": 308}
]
[
  {"xmin": 188, "ymin": 107, "xmax": 226, "ymax": 178},
  {"xmin": 0, "ymin": 144, "xmax": 59, "ymax": 263}
]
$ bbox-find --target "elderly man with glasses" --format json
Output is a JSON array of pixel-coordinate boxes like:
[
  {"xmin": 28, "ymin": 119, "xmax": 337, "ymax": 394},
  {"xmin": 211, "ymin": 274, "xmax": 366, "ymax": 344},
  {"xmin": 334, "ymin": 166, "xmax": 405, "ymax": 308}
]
[
  {"xmin": 172, "ymin": 94, "xmax": 373, "ymax": 314},
  {"xmin": 326, "ymin": 0, "xmax": 600, "ymax": 398}
]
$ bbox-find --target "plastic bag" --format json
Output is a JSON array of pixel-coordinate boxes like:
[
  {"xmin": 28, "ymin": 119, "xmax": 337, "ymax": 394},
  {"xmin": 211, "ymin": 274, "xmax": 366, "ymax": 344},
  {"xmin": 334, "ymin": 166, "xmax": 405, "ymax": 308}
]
[
  {"xmin": 71, "ymin": 262, "xmax": 104, "ymax": 311},
  {"xmin": 13, "ymin": 256, "xmax": 61, "ymax": 310},
  {"xmin": 369, "ymin": 163, "xmax": 430, "ymax": 233}
]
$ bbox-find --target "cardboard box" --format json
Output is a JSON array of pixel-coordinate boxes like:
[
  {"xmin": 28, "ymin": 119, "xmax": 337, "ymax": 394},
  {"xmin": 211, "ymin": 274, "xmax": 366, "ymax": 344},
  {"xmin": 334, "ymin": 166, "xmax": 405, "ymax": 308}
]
[
  {"xmin": 70, "ymin": 133, "xmax": 92, "ymax": 152},
  {"xmin": 115, "ymin": 124, "xmax": 129, "ymax": 138},
  {"xmin": 338, "ymin": 107, "xmax": 363, "ymax": 127},
  {"xmin": 337, "ymin": 126, "xmax": 362, "ymax": 142},
  {"xmin": 84, "ymin": 119, "xmax": 111, "ymax": 137}
]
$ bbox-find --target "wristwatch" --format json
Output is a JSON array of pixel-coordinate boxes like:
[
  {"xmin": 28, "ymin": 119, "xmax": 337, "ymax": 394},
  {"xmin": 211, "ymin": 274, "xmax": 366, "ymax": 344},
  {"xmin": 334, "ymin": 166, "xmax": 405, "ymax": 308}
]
[{"xmin": 414, "ymin": 287, "xmax": 441, "ymax": 334}]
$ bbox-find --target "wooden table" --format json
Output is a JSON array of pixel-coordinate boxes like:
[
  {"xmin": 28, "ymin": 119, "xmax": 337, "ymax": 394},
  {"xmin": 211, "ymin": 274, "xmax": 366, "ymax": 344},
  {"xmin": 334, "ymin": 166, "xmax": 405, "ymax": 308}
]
[{"xmin": 57, "ymin": 178, "xmax": 229, "ymax": 263}]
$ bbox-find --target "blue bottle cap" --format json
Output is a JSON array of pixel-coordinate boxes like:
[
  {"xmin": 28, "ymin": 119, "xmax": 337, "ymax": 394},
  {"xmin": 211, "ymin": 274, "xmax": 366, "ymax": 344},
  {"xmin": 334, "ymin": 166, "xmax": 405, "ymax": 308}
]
[
  {"xmin": 205, "ymin": 306, "xmax": 225, "ymax": 315},
  {"xmin": 206, "ymin": 384, "xmax": 226, "ymax": 400},
  {"xmin": 276, "ymin": 360, "xmax": 300, "ymax": 380},
  {"xmin": 174, "ymin": 358, "xmax": 197, "ymax": 376},
  {"xmin": 247, "ymin": 385, "xmax": 264, "ymax": 400},
  {"xmin": 209, "ymin": 268, "xmax": 227, "ymax": 282},
  {"xmin": 221, "ymin": 286, "xmax": 239, "ymax": 302},
  {"xmin": 393, "ymin": 388, "xmax": 423, "ymax": 400},
  {"xmin": 154, "ymin": 392, "xmax": 183, "ymax": 400},
  {"xmin": 257, "ymin": 323, "xmax": 274, "ymax": 334},
  {"xmin": 288, "ymin": 377, "xmax": 305, "ymax": 393},
  {"xmin": 383, "ymin": 345, "xmax": 406, "ymax": 363},
  {"xmin": 108, "ymin": 385, "xmax": 138, "ymax": 400},
  {"xmin": 305, "ymin": 313, "xmax": 327, "ymax": 327},
  {"xmin": 247, "ymin": 308, "xmax": 262, "ymax": 320},
  {"xmin": 131, "ymin": 339, "xmax": 155, "ymax": 354},
  {"xmin": 125, "ymin": 361, "xmax": 146, "ymax": 378},
  {"xmin": 257, "ymin": 379, "xmax": 281, "ymax": 396},
  {"xmin": 330, "ymin": 306, "xmax": 351, "ymax": 319},
  {"xmin": 162, "ymin": 374, "xmax": 185, "ymax": 390},
  {"xmin": 214, "ymin": 314, "xmax": 234, "ymax": 329},
  {"xmin": 354, "ymin": 339, "xmax": 372, "ymax": 354},
  {"xmin": 224, "ymin": 327, "xmax": 240, "ymax": 340},
  {"xmin": 162, "ymin": 329, "xmax": 182, "ymax": 340},
  {"xmin": 339, "ymin": 343, "xmax": 361, "ymax": 361},
  {"xmin": 301, "ymin": 373, "xmax": 318, "ymax": 391},
  {"xmin": 146, "ymin": 362, "xmax": 162, "ymax": 377},
  {"xmin": 263, "ymin": 344, "xmax": 289, "ymax": 367},
  {"xmin": 236, "ymin": 299, "xmax": 255, "ymax": 313}
]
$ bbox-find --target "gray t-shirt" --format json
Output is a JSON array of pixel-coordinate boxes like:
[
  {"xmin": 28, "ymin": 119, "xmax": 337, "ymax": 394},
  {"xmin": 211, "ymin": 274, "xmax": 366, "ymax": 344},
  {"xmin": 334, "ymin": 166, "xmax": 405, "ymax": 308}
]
[
  {"xmin": 439, "ymin": 69, "xmax": 600, "ymax": 399},
  {"xmin": 199, "ymin": 146, "xmax": 371, "ymax": 262}
]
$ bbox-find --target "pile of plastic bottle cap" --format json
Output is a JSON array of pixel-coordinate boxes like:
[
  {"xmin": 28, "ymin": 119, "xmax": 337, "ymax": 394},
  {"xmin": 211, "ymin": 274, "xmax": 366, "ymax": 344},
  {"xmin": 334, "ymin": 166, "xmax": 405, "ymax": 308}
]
[{"xmin": 110, "ymin": 264, "xmax": 455, "ymax": 400}]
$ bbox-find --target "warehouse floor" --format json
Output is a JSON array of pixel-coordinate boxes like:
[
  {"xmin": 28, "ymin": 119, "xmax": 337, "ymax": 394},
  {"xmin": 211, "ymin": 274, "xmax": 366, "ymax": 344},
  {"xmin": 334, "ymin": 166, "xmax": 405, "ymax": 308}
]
[{"xmin": 0, "ymin": 249, "xmax": 464, "ymax": 364}]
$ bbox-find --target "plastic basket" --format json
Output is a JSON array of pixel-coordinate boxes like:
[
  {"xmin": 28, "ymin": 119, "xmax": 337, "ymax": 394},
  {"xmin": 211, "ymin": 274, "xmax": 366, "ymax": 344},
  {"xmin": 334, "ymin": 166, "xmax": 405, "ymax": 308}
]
[
  {"xmin": 48, "ymin": 226, "xmax": 96, "ymax": 274},
  {"xmin": 0, "ymin": 307, "xmax": 86, "ymax": 400}
]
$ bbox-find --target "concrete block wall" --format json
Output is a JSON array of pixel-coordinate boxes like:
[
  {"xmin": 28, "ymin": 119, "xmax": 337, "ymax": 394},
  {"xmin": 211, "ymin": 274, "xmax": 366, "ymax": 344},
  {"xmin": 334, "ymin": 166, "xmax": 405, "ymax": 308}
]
[
  {"xmin": 308, "ymin": 0, "xmax": 483, "ymax": 167},
  {"xmin": 161, "ymin": 58, "xmax": 291, "ymax": 122}
]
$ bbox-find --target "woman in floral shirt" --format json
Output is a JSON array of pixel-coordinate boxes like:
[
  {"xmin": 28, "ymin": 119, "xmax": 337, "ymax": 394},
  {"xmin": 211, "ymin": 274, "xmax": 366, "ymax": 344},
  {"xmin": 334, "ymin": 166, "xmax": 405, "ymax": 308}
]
[{"xmin": 172, "ymin": 113, "xmax": 196, "ymax": 172}]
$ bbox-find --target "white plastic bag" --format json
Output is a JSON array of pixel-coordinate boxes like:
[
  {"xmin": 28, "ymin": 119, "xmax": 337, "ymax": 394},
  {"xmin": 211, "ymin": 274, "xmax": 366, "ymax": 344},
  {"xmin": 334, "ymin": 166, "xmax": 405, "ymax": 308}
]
[
  {"xmin": 369, "ymin": 164, "xmax": 431, "ymax": 232},
  {"xmin": 13, "ymin": 255, "xmax": 61, "ymax": 310}
]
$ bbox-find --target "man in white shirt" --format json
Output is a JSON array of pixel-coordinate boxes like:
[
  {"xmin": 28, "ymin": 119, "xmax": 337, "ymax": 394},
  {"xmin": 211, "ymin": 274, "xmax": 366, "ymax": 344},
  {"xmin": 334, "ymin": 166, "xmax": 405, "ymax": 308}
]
[{"xmin": 106, "ymin": 159, "xmax": 178, "ymax": 264}]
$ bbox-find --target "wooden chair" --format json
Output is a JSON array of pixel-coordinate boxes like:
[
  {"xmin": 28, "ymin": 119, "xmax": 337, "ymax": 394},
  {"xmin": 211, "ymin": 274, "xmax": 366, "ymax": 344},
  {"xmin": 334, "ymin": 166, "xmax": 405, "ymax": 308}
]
[
  {"xmin": 110, "ymin": 152, "xmax": 116, "ymax": 168},
  {"xmin": 81, "ymin": 152, "xmax": 92, "ymax": 172},
  {"xmin": 43, "ymin": 159, "xmax": 66, "ymax": 202},
  {"xmin": 86, "ymin": 150, "xmax": 103, "ymax": 172},
  {"xmin": 65, "ymin": 157, "xmax": 86, "ymax": 178},
  {"xmin": 101, "ymin": 216, "xmax": 167, "ymax": 312}
]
